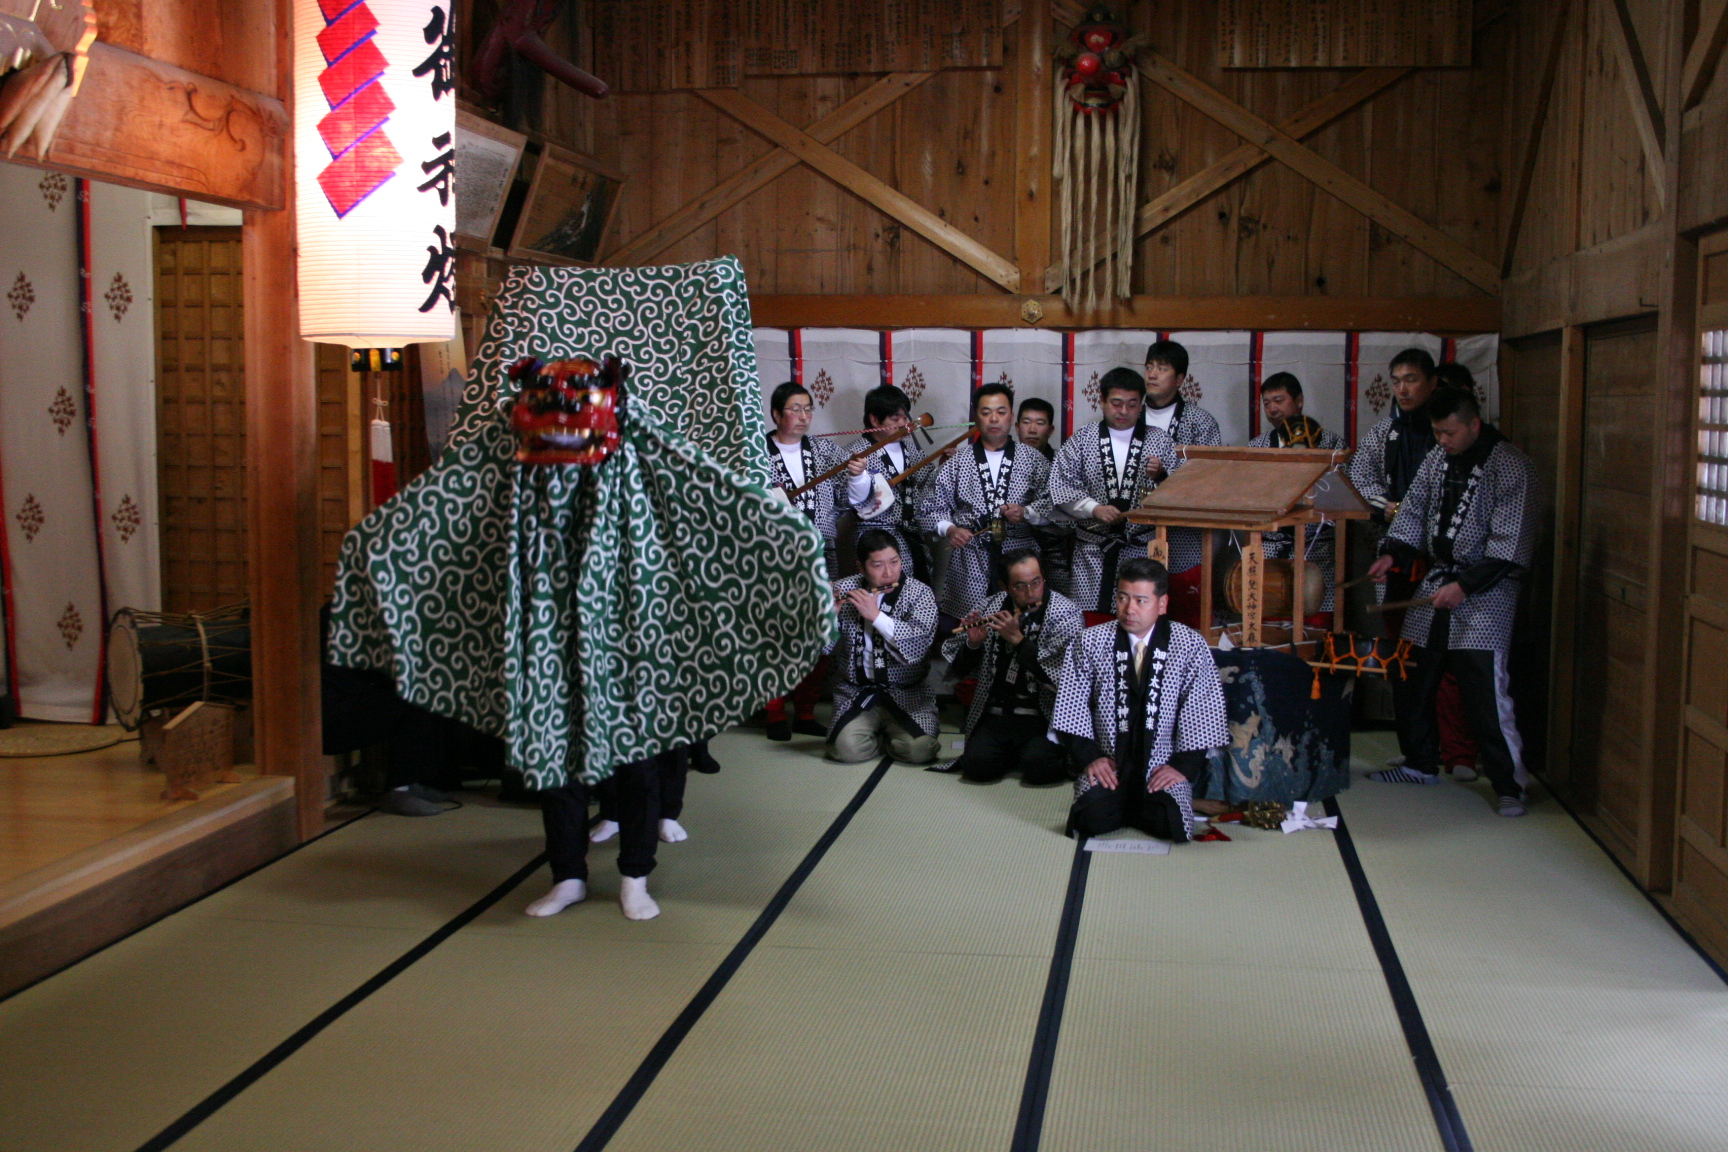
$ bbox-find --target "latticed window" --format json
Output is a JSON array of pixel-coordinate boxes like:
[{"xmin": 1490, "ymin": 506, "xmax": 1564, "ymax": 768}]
[{"xmin": 1700, "ymin": 329, "xmax": 1728, "ymax": 526}]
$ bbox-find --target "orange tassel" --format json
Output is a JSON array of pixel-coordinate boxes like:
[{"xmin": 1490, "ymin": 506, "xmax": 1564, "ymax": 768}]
[{"xmin": 1311, "ymin": 667, "xmax": 1322, "ymax": 699}]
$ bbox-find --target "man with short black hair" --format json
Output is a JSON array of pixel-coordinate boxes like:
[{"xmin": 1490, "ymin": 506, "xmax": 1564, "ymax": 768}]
[
  {"xmin": 941, "ymin": 552, "xmax": 1082, "ymax": 784},
  {"xmin": 1016, "ymin": 397, "xmax": 1057, "ymax": 460},
  {"xmin": 1351, "ymin": 347, "xmax": 1439, "ymax": 527},
  {"xmin": 827, "ymin": 528, "xmax": 940, "ymax": 765},
  {"xmin": 919, "ymin": 383, "xmax": 1051, "ymax": 618},
  {"xmin": 1051, "ymin": 556, "xmax": 1229, "ymax": 841},
  {"xmin": 850, "ymin": 384, "xmax": 932, "ymax": 581},
  {"xmin": 1366, "ymin": 388, "xmax": 1539, "ymax": 817},
  {"xmin": 763, "ymin": 381, "xmax": 893, "ymax": 741},
  {"xmin": 1048, "ymin": 368, "xmax": 1182, "ymax": 614},
  {"xmin": 1248, "ymin": 372, "xmax": 1347, "ymax": 625},
  {"xmin": 1142, "ymin": 339, "xmax": 1222, "ymax": 627}
]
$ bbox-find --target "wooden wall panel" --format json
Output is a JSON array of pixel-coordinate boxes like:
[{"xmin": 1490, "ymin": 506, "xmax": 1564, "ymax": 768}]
[
  {"xmin": 94, "ymin": 0, "xmax": 275, "ymax": 95},
  {"xmin": 559, "ymin": 0, "xmax": 1507, "ymax": 300},
  {"xmin": 153, "ymin": 227, "xmax": 249, "ymax": 615}
]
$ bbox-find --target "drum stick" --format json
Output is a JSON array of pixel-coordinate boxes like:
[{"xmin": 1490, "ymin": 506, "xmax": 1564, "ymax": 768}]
[
  {"xmin": 888, "ymin": 426, "xmax": 976, "ymax": 487},
  {"xmin": 1365, "ymin": 595, "xmax": 1435, "ymax": 614},
  {"xmin": 787, "ymin": 414, "xmax": 934, "ymax": 499},
  {"xmin": 1334, "ymin": 572, "xmax": 1377, "ymax": 593}
]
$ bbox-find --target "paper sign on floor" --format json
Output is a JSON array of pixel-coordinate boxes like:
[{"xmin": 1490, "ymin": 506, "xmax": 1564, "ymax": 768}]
[{"xmin": 1083, "ymin": 836, "xmax": 1172, "ymax": 855}]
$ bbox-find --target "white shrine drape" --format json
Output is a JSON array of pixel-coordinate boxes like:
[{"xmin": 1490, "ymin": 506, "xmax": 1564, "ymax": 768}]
[{"xmin": 0, "ymin": 165, "xmax": 160, "ymax": 722}]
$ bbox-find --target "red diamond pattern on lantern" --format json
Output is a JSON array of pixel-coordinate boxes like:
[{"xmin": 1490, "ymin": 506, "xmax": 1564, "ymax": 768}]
[
  {"xmin": 58, "ymin": 603, "xmax": 82, "ymax": 649},
  {"xmin": 314, "ymin": 0, "xmax": 402, "ymax": 219},
  {"xmin": 901, "ymin": 365, "xmax": 926, "ymax": 405},
  {"xmin": 8, "ymin": 272, "xmax": 33, "ymax": 320},
  {"xmin": 1366, "ymin": 373, "xmax": 1391, "ymax": 415},
  {"xmin": 112, "ymin": 494, "xmax": 142, "ymax": 543},
  {"xmin": 16, "ymin": 494, "xmax": 43, "ymax": 542},
  {"xmin": 105, "ymin": 273, "xmax": 133, "ymax": 321},
  {"xmin": 809, "ymin": 368, "xmax": 834, "ymax": 408},
  {"xmin": 49, "ymin": 387, "xmax": 77, "ymax": 434}
]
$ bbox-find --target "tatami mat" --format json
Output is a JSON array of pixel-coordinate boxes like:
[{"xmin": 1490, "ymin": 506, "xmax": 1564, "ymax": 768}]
[
  {"xmin": 163, "ymin": 732, "xmax": 880, "ymax": 1152},
  {"xmin": 1040, "ymin": 810, "xmax": 1443, "ymax": 1152},
  {"xmin": 0, "ymin": 802, "xmax": 544, "ymax": 1152},
  {"xmin": 601, "ymin": 766, "xmax": 1077, "ymax": 1152},
  {"xmin": 1340, "ymin": 730, "xmax": 1728, "ymax": 1152}
]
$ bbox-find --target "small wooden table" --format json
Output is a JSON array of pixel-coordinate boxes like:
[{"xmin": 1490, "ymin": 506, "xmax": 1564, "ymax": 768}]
[{"xmin": 1126, "ymin": 446, "xmax": 1374, "ymax": 648}]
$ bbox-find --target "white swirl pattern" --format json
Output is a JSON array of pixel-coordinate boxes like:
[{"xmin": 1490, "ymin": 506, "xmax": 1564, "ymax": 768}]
[{"xmin": 327, "ymin": 258, "xmax": 833, "ymax": 787}]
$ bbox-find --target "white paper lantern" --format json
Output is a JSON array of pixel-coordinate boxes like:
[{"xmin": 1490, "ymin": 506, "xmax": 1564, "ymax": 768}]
[{"xmin": 294, "ymin": 0, "xmax": 456, "ymax": 347}]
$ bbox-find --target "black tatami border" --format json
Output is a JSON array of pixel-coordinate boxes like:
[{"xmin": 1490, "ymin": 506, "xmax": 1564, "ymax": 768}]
[
  {"xmin": 1009, "ymin": 840, "xmax": 1092, "ymax": 1152},
  {"xmin": 570, "ymin": 752, "xmax": 895, "ymax": 1152},
  {"xmin": 134, "ymin": 850, "xmax": 549, "ymax": 1152},
  {"xmin": 1324, "ymin": 797, "xmax": 1475, "ymax": 1152}
]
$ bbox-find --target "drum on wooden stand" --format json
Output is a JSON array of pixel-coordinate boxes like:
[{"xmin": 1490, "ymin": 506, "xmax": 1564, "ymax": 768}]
[
  {"xmin": 1219, "ymin": 554, "xmax": 1327, "ymax": 621},
  {"xmin": 106, "ymin": 603, "xmax": 252, "ymax": 731}
]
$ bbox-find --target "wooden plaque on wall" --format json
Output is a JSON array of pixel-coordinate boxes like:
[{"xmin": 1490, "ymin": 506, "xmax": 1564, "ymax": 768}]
[
  {"xmin": 590, "ymin": 0, "xmax": 1009, "ymax": 93},
  {"xmin": 1217, "ymin": 0, "xmax": 1471, "ymax": 69}
]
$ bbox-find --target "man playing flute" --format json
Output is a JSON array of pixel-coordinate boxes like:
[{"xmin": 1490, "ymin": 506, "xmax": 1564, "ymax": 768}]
[{"xmin": 826, "ymin": 528, "xmax": 940, "ymax": 765}]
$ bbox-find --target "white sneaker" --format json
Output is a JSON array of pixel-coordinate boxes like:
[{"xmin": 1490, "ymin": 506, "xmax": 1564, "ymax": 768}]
[{"xmin": 1496, "ymin": 794, "xmax": 1527, "ymax": 817}]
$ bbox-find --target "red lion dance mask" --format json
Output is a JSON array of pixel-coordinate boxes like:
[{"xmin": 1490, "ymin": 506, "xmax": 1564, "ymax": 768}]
[{"xmin": 508, "ymin": 354, "xmax": 626, "ymax": 465}]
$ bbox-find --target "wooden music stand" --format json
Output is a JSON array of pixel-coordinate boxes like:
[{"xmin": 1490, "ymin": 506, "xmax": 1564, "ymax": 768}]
[{"xmin": 1126, "ymin": 445, "xmax": 1373, "ymax": 649}]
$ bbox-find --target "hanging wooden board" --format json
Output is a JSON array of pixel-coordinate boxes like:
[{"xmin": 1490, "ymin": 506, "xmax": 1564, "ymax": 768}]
[
  {"xmin": 591, "ymin": 0, "xmax": 1008, "ymax": 92},
  {"xmin": 1216, "ymin": 0, "xmax": 1471, "ymax": 69}
]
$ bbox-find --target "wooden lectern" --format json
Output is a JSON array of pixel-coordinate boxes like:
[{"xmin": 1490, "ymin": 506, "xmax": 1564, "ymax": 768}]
[{"xmin": 1127, "ymin": 445, "xmax": 1373, "ymax": 648}]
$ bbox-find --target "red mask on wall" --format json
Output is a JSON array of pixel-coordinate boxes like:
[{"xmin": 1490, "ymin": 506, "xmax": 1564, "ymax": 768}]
[
  {"xmin": 1056, "ymin": 8, "xmax": 1145, "ymax": 113},
  {"xmin": 508, "ymin": 354, "xmax": 626, "ymax": 465}
]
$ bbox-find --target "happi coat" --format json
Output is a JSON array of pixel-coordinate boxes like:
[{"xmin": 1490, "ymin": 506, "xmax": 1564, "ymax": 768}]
[
  {"xmin": 326, "ymin": 258, "xmax": 834, "ymax": 789},
  {"xmin": 849, "ymin": 432, "xmax": 929, "ymax": 567},
  {"xmin": 1048, "ymin": 420, "xmax": 1183, "ymax": 613},
  {"xmin": 917, "ymin": 440, "xmax": 1051, "ymax": 617},
  {"xmin": 1049, "ymin": 617, "xmax": 1229, "ymax": 789},
  {"xmin": 1380, "ymin": 428, "xmax": 1539, "ymax": 651},
  {"xmin": 767, "ymin": 433, "xmax": 893, "ymax": 574},
  {"xmin": 1249, "ymin": 426, "xmax": 1350, "ymax": 612},
  {"xmin": 941, "ymin": 588, "xmax": 1083, "ymax": 737},
  {"xmin": 827, "ymin": 573, "xmax": 940, "ymax": 739}
]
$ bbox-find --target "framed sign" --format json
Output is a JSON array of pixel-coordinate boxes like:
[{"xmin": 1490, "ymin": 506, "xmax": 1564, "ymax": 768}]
[
  {"xmin": 507, "ymin": 144, "xmax": 626, "ymax": 266},
  {"xmin": 453, "ymin": 106, "xmax": 526, "ymax": 253}
]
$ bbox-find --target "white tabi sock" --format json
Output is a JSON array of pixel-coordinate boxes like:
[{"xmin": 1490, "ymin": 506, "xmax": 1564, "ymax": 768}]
[
  {"xmin": 524, "ymin": 879, "xmax": 586, "ymax": 917},
  {"xmin": 659, "ymin": 818, "xmax": 688, "ymax": 843},
  {"xmin": 620, "ymin": 875, "xmax": 660, "ymax": 920},
  {"xmin": 589, "ymin": 819, "xmax": 619, "ymax": 843}
]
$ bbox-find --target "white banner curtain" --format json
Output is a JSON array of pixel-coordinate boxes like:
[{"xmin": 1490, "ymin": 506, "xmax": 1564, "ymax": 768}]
[
  {"xmin": 979, "ymin": 329, "xmax": 1065, "ymax": 448},
  {"xmin": 1259, "ymin": 331, "xmax": 1350, "ymax": 444}
]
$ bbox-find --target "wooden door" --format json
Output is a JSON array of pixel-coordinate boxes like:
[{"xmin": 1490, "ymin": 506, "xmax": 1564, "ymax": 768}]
[
  {"xmin": 153, "ymin": 227, "xmax": 249, "ymax": 614},
  {"xmin": 1568, "ymin": 317, "xmax": 1659, "ymax": 856},
  {"xmin": 1674, "ymin": 232, "xmax": 1728, "ymax": 957}
]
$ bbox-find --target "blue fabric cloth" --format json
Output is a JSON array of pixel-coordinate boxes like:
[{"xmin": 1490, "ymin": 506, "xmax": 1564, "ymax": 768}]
[{"xmin": 1198, "ymin": 646, "xmax": 1353, "ymax": 805}]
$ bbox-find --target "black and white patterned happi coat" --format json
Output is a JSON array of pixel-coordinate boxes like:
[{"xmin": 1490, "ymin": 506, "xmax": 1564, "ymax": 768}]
[
  {"xmin": 849, "ymin": 433, "xmax": 930, "ymax": 569},
  {"xmin": 826, "ymin": 574, "xmax": 940, "ymax": 737},
  {"xmin": 1048, "ymin": 421, "xmax": 1183, "ymax": 613},
  {"xmin": 940, "ymin": 588, "xmax": 1083, "ymax": 737},
  {"xmin": 1348, "ymin": 414, "xmax": 1402, "ymax": 520},
  {"xmin": 1147, "ymin": 398, "xmax": 1224, "ymax": 574},
  {"xmin": 917, "ymin": 441, "xmax": 1052, "ymax": 617},
  {"xmin": 1248, "ymin": 427, "xmax": 1349, "ymax": 612},
  {"xmin": 1049, "ymin": 619, "xmax": 1229, "ymax": 788},
  {"xmin": 1384, "ymin": 436, "xmax": 1539, "ymax": 651},
  {"xmin": 767, "ymin": 434, "xmax": 892, "ymax": 576}
]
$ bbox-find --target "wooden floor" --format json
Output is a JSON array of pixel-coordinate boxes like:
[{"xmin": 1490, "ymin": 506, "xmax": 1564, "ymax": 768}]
[{"xmin": 0, "ymin": 724, "xmax": 258, "ymax": 885}]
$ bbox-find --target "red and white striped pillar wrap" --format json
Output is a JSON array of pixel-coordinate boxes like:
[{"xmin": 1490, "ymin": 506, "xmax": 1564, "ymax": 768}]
[{"xmin": 294, "ymin": 0, "xmax": 456, "ymax": 347}]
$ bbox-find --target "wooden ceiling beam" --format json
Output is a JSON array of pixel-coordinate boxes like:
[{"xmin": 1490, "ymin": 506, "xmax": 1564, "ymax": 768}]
[
  {"xmin": 1683, "ymin": 0, "xmax": 1728, "ymax": 110},
  {"xmin": 604, "ymin": 72, "xmax": 934, "ymax": 267},
  {"xmin": 748, "ymin": 293, "xmax": 1501, "ymax": 333},
  {"xmin": 699, "ymin": 88, "xmax": 1022, "ymax": 292},
  {"xmin": 1598, "ymin": 0, "xmax": 1666, "ymax": 206},
  {"xmin": 1139, "ymin": 52, "xmax": 1501, "ymax": 294},
  {"xmin": 1500, "ymin": 0, "xmax": 1573, "ymax": 278},
  {"xmin": 3, "ymin": 42, "xmax": 284, "ymax": 209},
  {"xmin": 1045, "ymin": 66, "xmax": 1409, "ymax": 292}
]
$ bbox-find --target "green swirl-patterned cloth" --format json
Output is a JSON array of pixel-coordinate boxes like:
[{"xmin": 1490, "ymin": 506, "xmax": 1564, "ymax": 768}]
[{"xmin": 326, "ymin": 258, "xmax": 834, "ymax": 787}]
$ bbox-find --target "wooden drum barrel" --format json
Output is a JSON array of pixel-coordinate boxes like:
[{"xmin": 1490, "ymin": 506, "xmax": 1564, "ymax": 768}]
[{"xmin": 1221, "ymin": 555, "xmax": 1327, "ymax": 620}]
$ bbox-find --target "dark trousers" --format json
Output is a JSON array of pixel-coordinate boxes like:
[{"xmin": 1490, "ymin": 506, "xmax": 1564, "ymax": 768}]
[
  {"xmin": 1394, "ymin": 639, "xmax": 1528, "ymax": 800},
  {"xmin": 594, "ymin": 747, "xmax": 690, "ymax": 822},
  {"xmin": 1067, "ymin": 780, "xmax": 1188, "ymax": 840},
  {"xmin": 958, "ymin": 712, "xmax": 1069, "ymax": 785},
  {"xmin": 542, "ymin": 752, "xmax": 673, "ymax": 882}
]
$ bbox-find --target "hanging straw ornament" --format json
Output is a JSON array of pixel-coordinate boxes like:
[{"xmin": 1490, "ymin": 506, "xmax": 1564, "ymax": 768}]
[{"xmin": 1052, "ymin": 7, "xmax": 1147, "ymax": 313}]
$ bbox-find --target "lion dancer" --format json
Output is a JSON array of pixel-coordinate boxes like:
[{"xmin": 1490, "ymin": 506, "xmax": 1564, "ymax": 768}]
[{"xmin": 762, "ymin": 381, "xmax": 894, "ymax": 742}]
